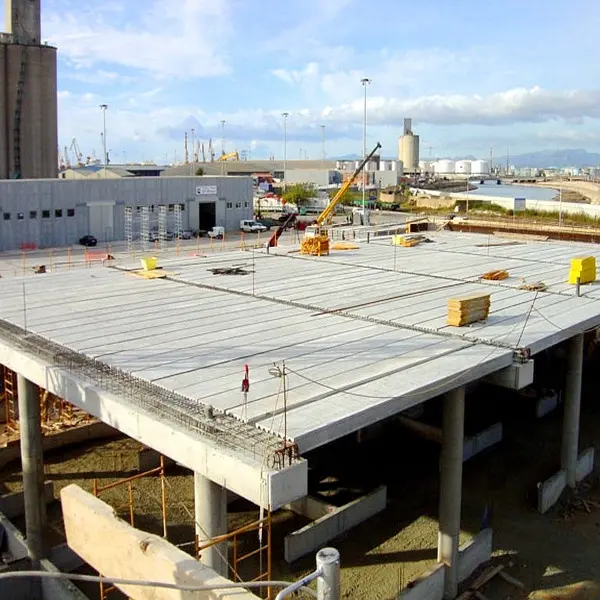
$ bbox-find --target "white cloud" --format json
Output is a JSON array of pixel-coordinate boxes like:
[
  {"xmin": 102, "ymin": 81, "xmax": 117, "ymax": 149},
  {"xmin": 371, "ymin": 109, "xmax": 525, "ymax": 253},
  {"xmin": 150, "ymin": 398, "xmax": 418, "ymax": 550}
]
[{"xmin": 46, "ymin": 0, "xmax": 233, "ymax": 79}]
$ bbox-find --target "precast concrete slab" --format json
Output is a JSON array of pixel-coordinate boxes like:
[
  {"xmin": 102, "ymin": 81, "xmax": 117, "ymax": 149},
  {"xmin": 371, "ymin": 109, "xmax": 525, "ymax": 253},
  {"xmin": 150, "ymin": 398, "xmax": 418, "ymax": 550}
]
[{"xmin": 1, "ymin": 232, "xmax": 600, "ymax": 504}]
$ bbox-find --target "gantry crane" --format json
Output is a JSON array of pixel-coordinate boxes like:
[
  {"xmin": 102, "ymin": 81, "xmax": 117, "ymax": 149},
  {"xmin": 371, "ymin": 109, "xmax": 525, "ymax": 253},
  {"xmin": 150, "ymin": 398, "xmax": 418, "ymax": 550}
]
[
  {"xmin": 300, "ymin": 142, "xmax": 382, "ymax": 256},
  {"xmin": 70, "ymin": 138, "xmax": 84, "ymax": 167}
]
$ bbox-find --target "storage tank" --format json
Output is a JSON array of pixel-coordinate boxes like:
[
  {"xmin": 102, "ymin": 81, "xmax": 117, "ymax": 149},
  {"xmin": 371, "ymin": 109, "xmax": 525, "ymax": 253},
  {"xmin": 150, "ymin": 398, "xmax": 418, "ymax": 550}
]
[
  {"xmin": 471, "ymin": 160, "xmax": 490, "ymax": 176},
  {"xmin": 398, "ymin": 134, "xmax": 420, "ymax": 173},
  {"xmin": 435, "ymin": 160, "xmax": 455, "ymax": 175},
  {"xmin": 455, "ymin": 160, "xmax": 471, "ymax": 175},
  {"xmin": 379, "ymin": 160, "xmax": 387, "ymax": 171},
  {"xmin": 419, "ymin": 160, "xmax": 433, "ymax": 173}
]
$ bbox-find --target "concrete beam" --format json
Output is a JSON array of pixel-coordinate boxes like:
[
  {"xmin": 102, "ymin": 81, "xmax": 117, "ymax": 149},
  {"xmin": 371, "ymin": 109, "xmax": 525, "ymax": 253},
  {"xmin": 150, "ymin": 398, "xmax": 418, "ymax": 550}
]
[
  {"xmin": 284, "ymin": 486, "xmax": 387, "ymax": 563},
  {"xmin": 537, "ymin": 448, "xmax": 595, "ymax": 513},
  {"xmin": 457, "ymin": 529, "xmax": 493, "ymax": 583},
  {"xmin": 484, "ymin": 359, "xmax": 534, "ymax": 390},
  {"xmin": 397, "ymin": 563, "xmax": 445, "ymax": 600},
  {"xmin": 40, "ymin": 559, "xmax": 89, "ymax": 600},
  {"xmin": 0, "ymin": 481, "xmax": 54, "ymax": 520},
  {"xmin": 397, "ymin": 418, "xmax": 503, "ymax": 462},
  {"xmin": 0, "ymin": 509, "xmax": 29, "ymax": 562},
  {"xmin": 60, "ymin": 484, "xmax": 261, "ymax": 600},
  {"xmin": 0, "ymin": 341, "xmax": 307, "ymax": 510}
]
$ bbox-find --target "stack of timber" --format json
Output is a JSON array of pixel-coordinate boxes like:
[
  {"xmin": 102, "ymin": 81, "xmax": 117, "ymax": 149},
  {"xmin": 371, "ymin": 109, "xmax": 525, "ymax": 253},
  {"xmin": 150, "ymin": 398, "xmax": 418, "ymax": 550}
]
[
  {"xmin": 480, "ymin": 269, "xmax": 508, "ymax": 281},
  {"xmin": 568, "ymin": 256, "xmax": 596, "ymax": 285},
  {"xmin": 447, "ymin": 292, "xmax": 491, "ymax": 327}
]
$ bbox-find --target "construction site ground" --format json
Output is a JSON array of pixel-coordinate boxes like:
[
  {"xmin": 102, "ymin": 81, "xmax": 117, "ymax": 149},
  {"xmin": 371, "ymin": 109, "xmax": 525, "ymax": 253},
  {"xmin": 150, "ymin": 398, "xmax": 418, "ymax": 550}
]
[{"xmin": 2, "ymin": 363, "xmax": 600, "ymax": 600}]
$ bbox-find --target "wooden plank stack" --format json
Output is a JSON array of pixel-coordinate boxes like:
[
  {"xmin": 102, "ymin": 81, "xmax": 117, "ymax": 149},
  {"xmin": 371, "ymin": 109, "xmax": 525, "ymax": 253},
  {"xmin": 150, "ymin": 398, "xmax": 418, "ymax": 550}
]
[
  {"xmin": 447, "ymin": 292, "xmax": 491, "ymax": 327},
  {"xmin": 568, "ymin": 256, "xmax": 596, "ymax": 285}
]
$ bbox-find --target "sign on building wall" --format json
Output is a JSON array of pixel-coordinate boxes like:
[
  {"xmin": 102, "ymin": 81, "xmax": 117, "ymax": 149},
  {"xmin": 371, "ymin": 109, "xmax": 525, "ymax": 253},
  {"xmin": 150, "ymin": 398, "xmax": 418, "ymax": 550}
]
[
  {"xmin": 196, "ymin": 185, "xmax": 218, "ymax": 196},
  {"xmin": 513, "ymin": 197, "xmax": 526, "ymax": 212}
]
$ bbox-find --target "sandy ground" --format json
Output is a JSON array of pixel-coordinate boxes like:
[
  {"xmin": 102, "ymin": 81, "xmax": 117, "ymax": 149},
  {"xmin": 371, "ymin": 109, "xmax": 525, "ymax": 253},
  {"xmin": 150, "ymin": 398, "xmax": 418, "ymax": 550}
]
[{"xmin": 534, "ymin": 181, "xmax": 600, "ymax": 205}]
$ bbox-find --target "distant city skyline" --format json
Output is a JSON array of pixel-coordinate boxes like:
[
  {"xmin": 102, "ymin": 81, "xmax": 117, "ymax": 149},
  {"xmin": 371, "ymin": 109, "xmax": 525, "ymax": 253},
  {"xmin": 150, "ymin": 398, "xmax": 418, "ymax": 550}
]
[{"xmin": 3, "ymin": 0, "xmax": 599, "ymax": 163}]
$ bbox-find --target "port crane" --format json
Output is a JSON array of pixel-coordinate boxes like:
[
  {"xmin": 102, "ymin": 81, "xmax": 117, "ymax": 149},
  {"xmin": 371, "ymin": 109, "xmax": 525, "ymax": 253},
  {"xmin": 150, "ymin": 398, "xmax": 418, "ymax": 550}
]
[
  {"xmin": 299, "ymin": 142, "xmax": 381, "ymax": 256},
  {"xmin": 217, "ymin": 151, "xmax": 239, "ymax": 162}
]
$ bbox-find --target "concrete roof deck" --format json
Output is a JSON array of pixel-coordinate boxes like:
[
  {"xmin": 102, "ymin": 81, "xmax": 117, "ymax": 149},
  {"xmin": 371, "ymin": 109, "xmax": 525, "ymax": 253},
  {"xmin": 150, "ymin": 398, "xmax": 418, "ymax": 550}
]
[{"xmin": 1, "ymin": 231, "xmax": 600, "ymax": 454}]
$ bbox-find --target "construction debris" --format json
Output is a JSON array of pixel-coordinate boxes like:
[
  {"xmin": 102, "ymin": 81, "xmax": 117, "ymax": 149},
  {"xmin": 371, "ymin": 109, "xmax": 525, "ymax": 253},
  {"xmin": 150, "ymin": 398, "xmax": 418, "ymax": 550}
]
[
  {"xmin": 519, "ymin": 280, "xmax": 548, "ymax": 292},
  {"xmin": 209, "ymin": 266, "xmax": 252, "ymax": 276},
  {"xmin": 392, "ymin": 234, "xmax": 427, "ymax": 247},
  {"xmin": 457, "ymin": 564, "xmax": 525, "ymax": 600},
  {"xmin": 331, "ymin": 241, "xmax": 360, "ymax": 251},
  {"xmin": 528, "ymin": 581, "xmax": 600, "ymax": 599},
  {"xmin": 569, "ymin": 256, "xmax": 596, "ymax": 285},
  {"xmin": 447, "ymin": 292, "xmax": 491, "ymax": 327},
  {"xmin": 32, "ymin": 265, "xmax": 46, "ymax": 274},
  {"xmin": 480, "ymin": 269, "xmax": 509, "ymax": 281}
]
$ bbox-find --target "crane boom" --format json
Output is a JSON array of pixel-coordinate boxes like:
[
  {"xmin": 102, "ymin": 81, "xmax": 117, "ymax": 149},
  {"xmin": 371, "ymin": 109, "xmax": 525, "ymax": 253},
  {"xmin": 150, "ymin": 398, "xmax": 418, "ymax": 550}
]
[{"xmin": 316, "ymin": 142, "xmax": 381, "ymax": 225}]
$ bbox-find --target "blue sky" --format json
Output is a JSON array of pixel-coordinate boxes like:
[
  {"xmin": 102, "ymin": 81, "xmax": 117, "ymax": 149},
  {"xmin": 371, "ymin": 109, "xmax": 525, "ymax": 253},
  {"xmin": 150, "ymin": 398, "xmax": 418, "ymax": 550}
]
[{"xmin": 3, "ymin": 0, "xmax": 599, "ymax": 163}]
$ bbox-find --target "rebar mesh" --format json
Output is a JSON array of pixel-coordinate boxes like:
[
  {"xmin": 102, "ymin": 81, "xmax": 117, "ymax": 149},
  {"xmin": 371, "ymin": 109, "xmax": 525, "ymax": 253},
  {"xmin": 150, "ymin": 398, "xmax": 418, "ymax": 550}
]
[{"xmin": 0, "ymin": 318, "xmax": 293, "ymax": 467}]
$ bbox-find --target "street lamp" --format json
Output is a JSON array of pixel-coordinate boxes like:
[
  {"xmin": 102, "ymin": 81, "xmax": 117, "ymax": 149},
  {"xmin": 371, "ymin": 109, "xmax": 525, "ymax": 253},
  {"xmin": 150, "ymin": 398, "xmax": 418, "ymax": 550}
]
[
  {"xmin": 220, "ymin": 120, "xmax": 226, "ymax": 176},
  {"xmin": 100, "ymin": 104, "xmax": 108, "ymax": 177},
  {"xmin": 282, "ymin": 112, "xmax": 289, "ymax": 191},
  {"xmin": 191, "ymin": 127, "xmax": 195, "ymax": 176},
  {"xmin": 360, "ymin": 78, "xmax": 371, "ymax": 222}
]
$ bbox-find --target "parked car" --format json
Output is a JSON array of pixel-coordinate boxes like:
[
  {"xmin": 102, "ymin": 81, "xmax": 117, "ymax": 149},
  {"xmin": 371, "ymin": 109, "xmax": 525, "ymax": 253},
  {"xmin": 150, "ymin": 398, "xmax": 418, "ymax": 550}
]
[
  {"xmin": 255, "ymin": 218, "xmax": 276, "ymax": 230},
  {"xmin": 79, "ymin": 235, "xmax": 97, "ymax": 247},
  {"xmin": 240, "ymin": 220, "xmax": 267, "ymax": 233},
  {"xmin": 177, "ymin": 230, "xmax": 193, "ymax": 239}
]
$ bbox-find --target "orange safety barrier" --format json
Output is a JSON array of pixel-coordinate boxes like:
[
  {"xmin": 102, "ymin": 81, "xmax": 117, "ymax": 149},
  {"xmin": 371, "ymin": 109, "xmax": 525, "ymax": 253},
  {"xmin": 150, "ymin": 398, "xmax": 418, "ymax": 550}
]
[
  {"xmin": 84, "ymin": 250, "xmax": 110, "ymax": 263},
  {"xmin": 20, "ymin": 242, "xmax": 37, "ymax": 251}
]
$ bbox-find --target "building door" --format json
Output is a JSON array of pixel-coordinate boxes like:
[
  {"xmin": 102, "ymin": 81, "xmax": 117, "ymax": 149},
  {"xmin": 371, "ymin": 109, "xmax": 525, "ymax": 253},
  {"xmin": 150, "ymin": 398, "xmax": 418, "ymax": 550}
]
[
  {"xmin": 88, "ymin": 204, "xmax": 115, "ymax": 241},
  {"xmin": 199, "ymin": 202, "xmax": 216, "ymax": 231}
]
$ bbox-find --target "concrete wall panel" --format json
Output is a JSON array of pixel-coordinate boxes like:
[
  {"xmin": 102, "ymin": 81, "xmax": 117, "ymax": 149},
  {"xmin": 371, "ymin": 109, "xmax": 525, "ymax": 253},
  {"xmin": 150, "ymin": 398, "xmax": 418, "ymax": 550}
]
[
  {"xmin": 457, "ymin": 528, "xmax": 493, "ymax": 583},
  {"xmin": 0, "ymin": 44, "xmax": 7, "ymax": 179},
  {"xmin": 397, "ymin": 563, "xmax": 445, "ymax": 600}
]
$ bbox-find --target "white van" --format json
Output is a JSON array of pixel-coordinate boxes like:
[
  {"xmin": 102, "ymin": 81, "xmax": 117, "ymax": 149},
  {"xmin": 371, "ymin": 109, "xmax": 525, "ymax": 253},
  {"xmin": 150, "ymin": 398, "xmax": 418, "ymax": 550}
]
[
  {"xmin": 207, "ymin": 226, "xmax": 225, "ymax": 239},
  {"xmin": 240, "ymin": 220, "xmax": 267, "ymax": 233}
]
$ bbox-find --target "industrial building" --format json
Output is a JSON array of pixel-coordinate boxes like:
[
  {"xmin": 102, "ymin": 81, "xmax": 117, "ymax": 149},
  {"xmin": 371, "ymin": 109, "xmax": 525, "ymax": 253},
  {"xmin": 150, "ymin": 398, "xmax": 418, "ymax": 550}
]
[
  {"xmin": 60, "ymin": 164, "xmax": 167, "ymax": 179},
  {"xmin": 0, "ymin": 176, "xmax": 253, "ymax": 251},
  {"xmin": 398, "ymin": 118, "xmax": 420, "ymax": 174},
  {"xmin": 1, "ymin": 0, "xmax": 57, "ymax": 179},
  {"xmin": 0, "ymin": 230, "xmax": 598, "ymax": 599}
]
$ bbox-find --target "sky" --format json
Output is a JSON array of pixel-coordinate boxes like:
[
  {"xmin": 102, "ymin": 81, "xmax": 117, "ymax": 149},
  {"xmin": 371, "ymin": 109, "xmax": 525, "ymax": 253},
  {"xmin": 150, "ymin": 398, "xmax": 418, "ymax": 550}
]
[{"xmin": 3, "ymin": 0, "xmax": 599, "ymax": 164}]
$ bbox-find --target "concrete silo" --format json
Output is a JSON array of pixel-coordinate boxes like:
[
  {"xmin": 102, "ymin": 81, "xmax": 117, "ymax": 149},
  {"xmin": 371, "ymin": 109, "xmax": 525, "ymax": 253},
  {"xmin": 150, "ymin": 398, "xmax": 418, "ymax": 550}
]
[
  {"xmin": 398, "ymin": 118, "xmax": 420, "ymax": 174},
  {"xmin": 1, "ymin": 0, "xmax": 58, "ymax": 179}
]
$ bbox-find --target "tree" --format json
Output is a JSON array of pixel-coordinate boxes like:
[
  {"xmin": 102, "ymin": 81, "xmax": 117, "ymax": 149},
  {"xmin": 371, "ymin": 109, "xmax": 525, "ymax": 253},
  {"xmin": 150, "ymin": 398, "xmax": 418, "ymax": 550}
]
[
  {"xmin": 282, "ymin": 183, "xmax": 315, "ymax": 206},
  {"xmin": 195, "ymin": 167, "xmax": 204, "ymax": 176}
]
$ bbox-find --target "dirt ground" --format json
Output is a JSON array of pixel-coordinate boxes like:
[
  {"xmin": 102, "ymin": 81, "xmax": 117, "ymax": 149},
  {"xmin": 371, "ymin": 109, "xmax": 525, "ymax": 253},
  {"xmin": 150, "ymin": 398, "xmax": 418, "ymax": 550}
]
[{"xmin": 2, "ymin": 355, "xmax": 600, "ymax": 600}]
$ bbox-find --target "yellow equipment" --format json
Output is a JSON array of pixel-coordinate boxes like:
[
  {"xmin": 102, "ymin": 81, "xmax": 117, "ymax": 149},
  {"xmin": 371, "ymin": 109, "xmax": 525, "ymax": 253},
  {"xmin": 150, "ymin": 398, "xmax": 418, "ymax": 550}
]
[
  {"xmin": 569, "ymin": 256, "xmax": 596, "ymax": 285},
  {"xmin": 300, "ymin": 142, "xmax": 382, "ymax": 256},
  {"xmin": 217, "ymin": 151, "xmax": 239, "ymax": 162}
]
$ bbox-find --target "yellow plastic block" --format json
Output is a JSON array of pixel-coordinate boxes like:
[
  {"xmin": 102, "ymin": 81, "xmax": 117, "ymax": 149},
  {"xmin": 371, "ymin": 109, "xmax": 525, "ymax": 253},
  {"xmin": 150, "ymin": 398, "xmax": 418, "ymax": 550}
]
[
  {"xmin": 571, "ymin": 256, "xmax": 596, "ymax": 271},
  {"xmin": 140, "ymin": 256, "xmax": 157, "ymax": 271}
]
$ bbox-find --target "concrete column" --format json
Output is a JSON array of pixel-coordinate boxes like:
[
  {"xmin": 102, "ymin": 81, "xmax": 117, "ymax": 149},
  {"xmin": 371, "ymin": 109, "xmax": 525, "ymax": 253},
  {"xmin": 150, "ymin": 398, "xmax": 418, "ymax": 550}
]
[
  {"xmin": 561, "ymin": 332, "xmax": 584, "ymax": 488},
  {"xmin": 437, "ymin": 386, "xmax": 465, "ymax": 600},
  {"xmin": 17, "ymin": 374, "xmax": 47, "ymax": 589},
  {"xmin": 194, "ymin": 472, "xmax": 228, "ymax": 577}
]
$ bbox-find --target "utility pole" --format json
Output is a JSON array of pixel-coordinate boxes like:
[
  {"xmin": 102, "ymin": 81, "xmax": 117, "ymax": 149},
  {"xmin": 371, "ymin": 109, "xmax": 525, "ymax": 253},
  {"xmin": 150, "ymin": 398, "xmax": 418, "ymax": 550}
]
[
  {"xmin": 282, "ymin": 112, "xmax": 289, "ymax": 192},
  {"xmin": 220, "ymin": 120, "xmax": 226, "ymax": 176},
  {"xmin": 100, "ymin": 104, "xmax": 108, "ymax": 177},
  {"xmin": 191, "ymin": 128, "xmax": 195, "ymax": 175},
  {"xmin": 360, "ymin": 78, "xmax": 371, "ymax": 222}
]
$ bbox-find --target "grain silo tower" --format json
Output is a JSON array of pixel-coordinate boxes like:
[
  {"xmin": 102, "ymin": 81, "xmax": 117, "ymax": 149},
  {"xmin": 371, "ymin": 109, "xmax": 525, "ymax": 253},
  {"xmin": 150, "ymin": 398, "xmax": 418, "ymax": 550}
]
[
  {"xmin": 0, "ymin": 0, "xmax": 58, "ymax": 179},
  {"xmin": 398, "ymin": 118, "xmax": 420, "ymax": 174}
]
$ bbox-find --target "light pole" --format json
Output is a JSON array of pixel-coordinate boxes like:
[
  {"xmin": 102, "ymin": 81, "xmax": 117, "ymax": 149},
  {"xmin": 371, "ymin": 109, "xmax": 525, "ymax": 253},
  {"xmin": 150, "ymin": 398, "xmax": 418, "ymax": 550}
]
[
  {"xmin": 360, "ymin": 78, "xmax": 371, "ymax": 221},
  {"xmin": 100, "ymin": 104, "xmax": 108, "ymax": 177},
  {"xmin": 282, "ymin": 112, "xmax": 289, "ymax": 192},
  {"xmin": 220, "ymin": 120, "xmax": 226, "ymax": 176},
  {"xmin": 191, "ymin": 127, "xmax": 195, "ymax": 176}
]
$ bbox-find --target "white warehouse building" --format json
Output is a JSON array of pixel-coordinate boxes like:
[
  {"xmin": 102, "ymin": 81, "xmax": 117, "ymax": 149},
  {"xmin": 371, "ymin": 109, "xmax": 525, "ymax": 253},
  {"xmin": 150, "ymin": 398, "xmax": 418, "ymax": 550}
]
[{"xmin": 0, "ymin": 176, "xmax": 253, "ymax": 252}]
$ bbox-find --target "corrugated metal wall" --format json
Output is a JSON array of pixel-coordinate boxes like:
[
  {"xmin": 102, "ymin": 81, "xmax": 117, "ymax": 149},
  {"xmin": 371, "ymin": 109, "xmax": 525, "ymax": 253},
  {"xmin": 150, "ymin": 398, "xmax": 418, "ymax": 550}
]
[{"xmin": 0, "ymin": 176, "xmax": 253, "ymax": 251}]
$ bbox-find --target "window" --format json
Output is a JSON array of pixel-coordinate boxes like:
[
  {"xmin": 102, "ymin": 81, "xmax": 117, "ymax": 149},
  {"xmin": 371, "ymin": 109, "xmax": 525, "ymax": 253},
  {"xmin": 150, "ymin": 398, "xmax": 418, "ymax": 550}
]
[
  {"xmin": 42, "ymin": 210, "xmax": 50, "ymax": 219},
  {"xmin": 244, "ymin": 201, "xmax": 249, "ymax": 208},
  {"xmin": 67, "ymin": 208, "xmax": 75, "ymax": 217},
  {"xmin": 226, "ymin": 202, "xmax": 233, "ymax": 209},
  {"xmin": 55, "ymin": 209, "xmax": 63, "ymax": 218},
  {"xmin": 235, "ymin": 202, "xmax": 242, "ymax": 209},
  {"xmin": 3, "ymin": 213, "xmax": 10, "ymax": 221},
  {"xmin": 17, "ymin": 212, "xmax": 24, "ymax": 220},
  {"xmin": 29, "ymin": 211, "xmax": 37, "ymax": 219},
  {"xmin": 179, "ymin": 203, "xmax": 185, "ymax": 211},
  {"xmin": 168, "ymin": 203, "xmax": 174, "ymax": 212}
]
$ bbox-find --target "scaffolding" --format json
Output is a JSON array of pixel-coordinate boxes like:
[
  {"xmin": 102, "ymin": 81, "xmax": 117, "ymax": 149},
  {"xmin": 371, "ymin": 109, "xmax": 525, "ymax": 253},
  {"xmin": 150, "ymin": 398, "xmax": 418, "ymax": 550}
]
[
  {"xmin": 3, "ymin": 366, "xmax": 18, "ymax": 433},
  {"xmin": 140, "ymin": 206, "xmax": 150, "ymax": 252},
  {"xmin": 92, "ymin": 456, "xmax": 168, "ymax": 599},
  {"xmin": 124, "ymin": 206, "xmax": 133, "ymax": 253},
  {"xmin": 195, "ymin": 510, "xmax": 273, "ymax": 599},
  {"xmin": 174, "ymin": 203, "xmax": 182, "ymax": 240},
  {"xmin": 158, "ymin": 204, "xmax": 167, "ymax": 252}
]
